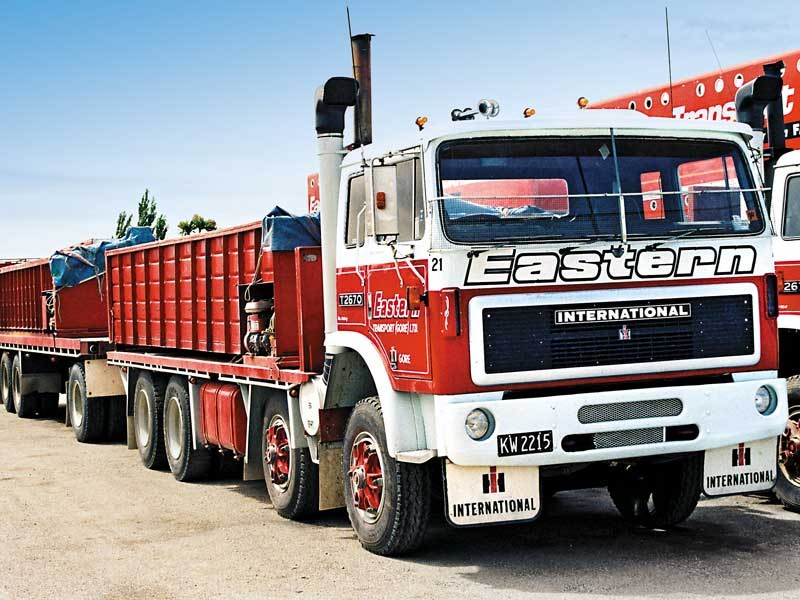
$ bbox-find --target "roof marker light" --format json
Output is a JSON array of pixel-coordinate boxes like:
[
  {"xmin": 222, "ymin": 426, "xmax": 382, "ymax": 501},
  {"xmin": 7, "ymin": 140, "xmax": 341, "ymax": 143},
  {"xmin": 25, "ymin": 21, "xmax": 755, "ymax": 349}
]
[
  {"xmin": 577, "ymin": 96, "xmax": 589, "ymax": 109},
  {"xmin": 523, "ymin": 107, "xmax": 536, "ymax": 118},
  {"xmin": 415, "ymin": 116, "xmax": 428, "ymax": 131}
]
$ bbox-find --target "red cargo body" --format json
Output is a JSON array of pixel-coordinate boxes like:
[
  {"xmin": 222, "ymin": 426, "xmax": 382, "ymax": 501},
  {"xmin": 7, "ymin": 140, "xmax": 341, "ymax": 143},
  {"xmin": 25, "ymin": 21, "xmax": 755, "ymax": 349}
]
[
  {"xmin": 200, "ymin": 382, "xmax": 247, "ymax": 455},
  {"xmin": 0, "ymin": 258, "xmax": 108, "ymax": 337},
  {"xmin": 106, "ymin": 222, "xmax": 325, "ymax": 371}
]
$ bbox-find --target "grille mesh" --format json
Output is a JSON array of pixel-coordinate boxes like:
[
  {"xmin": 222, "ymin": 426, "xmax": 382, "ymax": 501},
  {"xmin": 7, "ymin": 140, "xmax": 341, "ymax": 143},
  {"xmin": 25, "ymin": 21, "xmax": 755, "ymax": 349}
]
[
  {"xmin": 592, "ymin": 427, "xmax": 665, "ymax": 449},
  {"xmin": 577, "ymin": 398, "xmax": 683, "ymax": 424}
]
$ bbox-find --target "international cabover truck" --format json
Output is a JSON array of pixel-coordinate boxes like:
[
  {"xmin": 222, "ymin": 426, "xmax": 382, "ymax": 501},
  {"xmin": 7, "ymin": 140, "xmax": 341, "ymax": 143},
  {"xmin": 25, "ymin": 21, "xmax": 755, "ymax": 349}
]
[
  {"xmin": 0, "ymin": 37, "xmax": 791, "ymax": 556},
  {"xmin": 85, "ymin": 35, "xmax": 787, "ymax": 556},
  {"xmin": 593, "ymin": 51, "xmax": 800, "ymax": 511},
  {"xmin": 0, "ymin": 231, "xmax": 153, "ymax": 440}
]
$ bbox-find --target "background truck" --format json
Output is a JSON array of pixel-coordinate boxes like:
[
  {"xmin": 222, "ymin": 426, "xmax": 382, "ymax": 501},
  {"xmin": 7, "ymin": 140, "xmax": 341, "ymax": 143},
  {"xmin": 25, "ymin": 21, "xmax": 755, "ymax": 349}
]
[
  {"xmin": 593, "ymin": 50, "xmax": 800, "ymax": 510},
  {"xmin": 0, "ymin": 35, "xmax": 790, "ymax": 557}
]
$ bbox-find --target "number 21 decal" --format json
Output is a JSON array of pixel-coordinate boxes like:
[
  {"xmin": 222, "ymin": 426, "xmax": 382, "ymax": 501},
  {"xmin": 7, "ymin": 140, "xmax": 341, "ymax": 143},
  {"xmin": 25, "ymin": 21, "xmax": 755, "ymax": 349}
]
[{"xmin": 432, "ymin": 257, "xmax": 443, "ymax": 272}]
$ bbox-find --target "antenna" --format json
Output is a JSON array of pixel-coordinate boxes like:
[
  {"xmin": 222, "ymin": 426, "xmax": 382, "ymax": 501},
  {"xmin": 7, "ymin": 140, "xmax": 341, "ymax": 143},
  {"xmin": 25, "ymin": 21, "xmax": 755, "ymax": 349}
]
[
  {"xmin": 346, "ymin": 2, "xmax": 355, "ymax": 66},
  {"xmin": 705, "ymin": 29, "xmax": 724, "ymax": 77},
  {"xmin": 665, "ymin": 6, "xmax": 674, "ymax": 111}
]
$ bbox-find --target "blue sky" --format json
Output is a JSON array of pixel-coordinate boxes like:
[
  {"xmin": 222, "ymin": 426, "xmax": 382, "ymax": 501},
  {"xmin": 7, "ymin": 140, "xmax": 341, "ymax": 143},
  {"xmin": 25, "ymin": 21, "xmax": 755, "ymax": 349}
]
[{"xmin": 1, "ymin": 0, "xmax": 797, "ymax": 256}]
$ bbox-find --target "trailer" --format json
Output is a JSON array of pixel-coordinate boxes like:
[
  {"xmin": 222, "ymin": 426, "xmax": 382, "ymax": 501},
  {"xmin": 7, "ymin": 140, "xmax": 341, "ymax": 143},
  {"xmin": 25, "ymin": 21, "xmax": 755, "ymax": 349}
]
[
  {"xmin": 0, "ymin": 235, "xmax": 152, "ymax": 441},
  {"xmin": 1, "ymin": 35, "xmax": 794, "ymax": 557}
]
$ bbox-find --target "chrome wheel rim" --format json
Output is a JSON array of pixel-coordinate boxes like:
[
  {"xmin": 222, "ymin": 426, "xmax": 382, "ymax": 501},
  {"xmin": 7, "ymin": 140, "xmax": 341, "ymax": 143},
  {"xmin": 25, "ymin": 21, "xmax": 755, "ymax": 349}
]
[
  {"xmin": 165, "ymin": 393, "xmax": 183, "ymax": 462},
  {"xmin": 70, "ymin": 379, "xmax": 84, "ymax": 428},
  {"xmin": 779, "ymin": 406, "xmax": 800, "ymax": 487},
  {"xmin": 12, "ymin": 365, "xmax": 21, "ymax": 408},
  {"xmin": 135, "ymin": 388, "xmax": 151, "ymax": 448}
]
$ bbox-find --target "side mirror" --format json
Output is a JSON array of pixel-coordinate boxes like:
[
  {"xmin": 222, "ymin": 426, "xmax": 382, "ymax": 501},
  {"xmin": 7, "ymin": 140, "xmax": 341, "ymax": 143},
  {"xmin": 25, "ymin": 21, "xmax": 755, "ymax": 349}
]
[{"xmin": 368, "ymin": 165, "xmax": 400, "ymax": 238}]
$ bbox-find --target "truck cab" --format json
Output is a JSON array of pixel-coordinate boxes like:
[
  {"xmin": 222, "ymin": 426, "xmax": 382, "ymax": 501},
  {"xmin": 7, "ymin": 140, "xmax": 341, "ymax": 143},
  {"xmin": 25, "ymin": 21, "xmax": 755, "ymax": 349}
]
[{"xmin": 312, "ymin": 77, "xmax": 788, "ymax": 554}]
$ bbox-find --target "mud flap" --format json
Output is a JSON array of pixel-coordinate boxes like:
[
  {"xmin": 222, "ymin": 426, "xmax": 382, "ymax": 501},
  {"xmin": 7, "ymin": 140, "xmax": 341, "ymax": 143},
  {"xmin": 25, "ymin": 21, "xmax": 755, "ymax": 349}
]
[
  {"xmin": 443, "ymin": 460, "xmax": 541, "ymax": 527},
  {"xmin": 703, "ymin": 437, "xmax": 778, "ymax": 496}
]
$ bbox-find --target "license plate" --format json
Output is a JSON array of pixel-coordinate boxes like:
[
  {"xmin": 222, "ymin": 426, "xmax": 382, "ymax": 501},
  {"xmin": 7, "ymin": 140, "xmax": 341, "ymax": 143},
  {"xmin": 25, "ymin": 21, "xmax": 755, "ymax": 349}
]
[
  {"xmin": 497, "ymin": 430, "xmax": 554, "ymax": 457},
  {"xmin": 703, "ymin": 438, "xmax": 778, "ymax": 496},
  {"xmin": 444, "ymin": 461, "xmax": 541, "ymax": 526}
]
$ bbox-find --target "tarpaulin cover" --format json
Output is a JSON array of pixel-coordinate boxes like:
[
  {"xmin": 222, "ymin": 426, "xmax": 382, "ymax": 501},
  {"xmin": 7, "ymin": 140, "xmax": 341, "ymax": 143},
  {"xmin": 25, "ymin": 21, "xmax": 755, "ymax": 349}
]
[
  {"xmin": 50, "ymin": 226, "xmax": 156, "ymax": 289},
  {"xmin": 261, "ymin": 206, "xmax": 321, "ymax": 251}
]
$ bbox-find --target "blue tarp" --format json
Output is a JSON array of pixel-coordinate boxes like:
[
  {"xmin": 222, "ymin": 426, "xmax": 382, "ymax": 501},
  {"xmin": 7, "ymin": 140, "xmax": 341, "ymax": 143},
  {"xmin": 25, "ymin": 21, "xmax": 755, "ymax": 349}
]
[
  {"xmin": 261, "ymin": 206, "xmax": 321, "ymax": 251},
  {"xmin": 50, "ymin": 226, "xmax": 156, "ymax": 289}
]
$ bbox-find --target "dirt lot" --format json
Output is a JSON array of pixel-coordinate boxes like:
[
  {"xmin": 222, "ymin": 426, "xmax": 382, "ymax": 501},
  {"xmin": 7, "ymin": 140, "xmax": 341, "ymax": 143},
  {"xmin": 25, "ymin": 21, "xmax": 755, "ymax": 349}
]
[{"xmin": 2, "ymin": 401, "xmax": 800, "ymax": 600}]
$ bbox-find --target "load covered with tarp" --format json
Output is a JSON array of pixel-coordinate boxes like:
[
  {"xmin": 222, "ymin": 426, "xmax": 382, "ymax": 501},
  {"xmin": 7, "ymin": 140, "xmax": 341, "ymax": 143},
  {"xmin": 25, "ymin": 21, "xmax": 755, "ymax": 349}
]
[
  {"xmin": 50, "ymin": 226, "xmax": 156, "ymax": 289},
  {"xmin": 261, "ymin": 206, "xmax": 321, "ymax": 251}
]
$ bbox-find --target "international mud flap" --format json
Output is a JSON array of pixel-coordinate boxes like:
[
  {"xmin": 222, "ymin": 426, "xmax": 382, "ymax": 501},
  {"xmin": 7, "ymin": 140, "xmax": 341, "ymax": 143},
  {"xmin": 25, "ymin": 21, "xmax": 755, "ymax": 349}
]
[
  {"xmin": 443, "ymin": 460, "xmax": 541, "ymax": 526},
  {"xmin": 703, "ymin": 438, "xmax": 778, "ymax": 496}
]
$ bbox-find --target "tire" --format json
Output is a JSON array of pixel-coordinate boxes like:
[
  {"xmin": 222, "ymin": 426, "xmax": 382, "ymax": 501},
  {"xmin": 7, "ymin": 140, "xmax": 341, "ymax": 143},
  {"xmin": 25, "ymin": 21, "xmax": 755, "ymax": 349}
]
[
  {"xmin": 1, "ymin": 352, "xmax": 14, "ymax": 413},
  {"xmin": 775, "ymin": 376, "xmax": 800, "ymax": 510},
  {"xmin": 68, "ymin": 363, "xmax": 106, "ymax": 443},
  {"xmin": 608, "ymin": 453, "xmax": 702, "ymax": 529},
  {"xmin": 13, "ymin": 354, "xmax": 39, "ymax": 419},
  {"xmin": 343, "ymin": 397, "xmax": 430, "ymax": 556},
  {"xmin": 163, "ymin": 376, "xmax": 211, "ymax": 482},
  {"xmin": 133, "ymin": 372, "xmax": 167, "ymax": 470},
  {"xmin": 262, "ymin": 398, "xmax": 318, "ymax": 519}
]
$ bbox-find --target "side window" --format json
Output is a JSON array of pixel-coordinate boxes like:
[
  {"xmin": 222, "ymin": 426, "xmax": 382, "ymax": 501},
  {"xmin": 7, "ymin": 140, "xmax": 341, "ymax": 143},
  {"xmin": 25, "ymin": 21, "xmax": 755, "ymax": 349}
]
[
  {"xmin": 785, "ymin": 177, "xmax": 800, "ymax": 239},
  {"xmin": 346, "ymin": 174, "xmax": 366, "ymax": 246},
  {"xmin": 395, "ymin": 159, "xmax": 425, "ymax": 242}
]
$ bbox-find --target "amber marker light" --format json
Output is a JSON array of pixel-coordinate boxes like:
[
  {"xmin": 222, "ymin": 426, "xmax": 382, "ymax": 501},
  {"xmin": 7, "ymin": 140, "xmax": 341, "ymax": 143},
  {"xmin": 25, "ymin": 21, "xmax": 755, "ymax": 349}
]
[
  {"xmin": 415, "ymin": 116, "xmax": 428, "ymax": 131},
  {"xmin": 523, "ymin": 107, "xmax": 536, "ymax": 118},
  {"xmin": 577, "ymin": 96, "xmax": 590, "ymax": 109}
]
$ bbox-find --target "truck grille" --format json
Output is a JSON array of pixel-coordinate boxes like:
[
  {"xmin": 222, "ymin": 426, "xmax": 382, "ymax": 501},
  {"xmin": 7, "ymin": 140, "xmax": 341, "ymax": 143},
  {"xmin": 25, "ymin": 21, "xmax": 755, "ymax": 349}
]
[
  {"xmin": 483, "ymin": 295, "xmax": 754, "ymax": 374},
  {"xmin": 577, "ymin": 398, "xmax": 683, "ymax": 424}
]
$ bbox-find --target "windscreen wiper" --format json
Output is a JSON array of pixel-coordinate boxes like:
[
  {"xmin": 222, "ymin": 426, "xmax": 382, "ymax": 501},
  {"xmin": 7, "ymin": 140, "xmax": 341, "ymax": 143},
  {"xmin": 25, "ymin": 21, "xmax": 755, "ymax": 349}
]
[
  {"xmin": 644, "ymin": 226, "xmax": 729, "ymax": 252},
  {"xmin": 558, "ymin": 234, "xmax": 621, "ymax": 257}
]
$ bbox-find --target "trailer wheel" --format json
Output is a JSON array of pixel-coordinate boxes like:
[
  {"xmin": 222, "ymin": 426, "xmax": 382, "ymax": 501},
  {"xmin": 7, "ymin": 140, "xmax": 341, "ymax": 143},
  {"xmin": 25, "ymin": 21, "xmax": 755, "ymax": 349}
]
[
  {"xmin": 1, "ymin": 352, "xmax": 14, "ymax": 413},
  {"xmin": 775, "ymin": 376, "xmax": 800, "ymax": 511},
  {"xmin": 608, "ymin": 453, "xmax": 702, "ymax": 529},
  {"xmin": 133, "ymin": 372, "xmax": 167, "ymax": 470},
  {"xmin": 68, "ymin": 363, "xmax": 106, "ymax": 443},
  {"xmin": 163, "ymin": 376, "xmax": 211, "ymax": 482},
  {"xmin": 13, "ymin": 354, "xmax": 39, "ymax": 419},
  {"xmin": 261, "ymin": 398, "xmax": 318, "ymax": 519},
  {"xmin": 343, "ymin": 397, "xmax": 431, "ymax": 556}
]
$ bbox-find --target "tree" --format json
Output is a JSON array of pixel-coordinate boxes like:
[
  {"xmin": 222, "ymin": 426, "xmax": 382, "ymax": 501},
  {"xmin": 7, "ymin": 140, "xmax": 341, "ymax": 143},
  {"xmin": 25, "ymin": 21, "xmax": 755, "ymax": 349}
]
[
  {"xmin": 114, "ymin": 189, "xmax": 169, "ymax": 239},
  {"xmin": 177, "ymin": 214, "xmax": 218, "ymax": 236},
  {"xmin": 115, "ymin": 211, "xmax": 133, "ymax": 238}
]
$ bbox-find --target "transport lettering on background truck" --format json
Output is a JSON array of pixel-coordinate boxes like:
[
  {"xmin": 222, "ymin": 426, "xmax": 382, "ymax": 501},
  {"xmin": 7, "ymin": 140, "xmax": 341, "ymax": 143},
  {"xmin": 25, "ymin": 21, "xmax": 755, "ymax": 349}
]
[
  {"xmin": 0, "ymin": 34, "xmax": 791, "ymax": 556},
  {"xmin": 593, "ymin": 50, "xmax": 800, "ymax": 510}
]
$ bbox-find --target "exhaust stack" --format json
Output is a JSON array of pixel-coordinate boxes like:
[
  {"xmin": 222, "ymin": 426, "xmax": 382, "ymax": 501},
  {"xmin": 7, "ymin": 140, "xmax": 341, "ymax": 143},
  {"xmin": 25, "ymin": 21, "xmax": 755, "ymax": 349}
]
[
  {"xmin": 351, "ymin": 33, "xmax": 374, "ymax": 148},
  {"xmin": 315, "ymin": 77, "xmax": 358, "ymax": 342}
]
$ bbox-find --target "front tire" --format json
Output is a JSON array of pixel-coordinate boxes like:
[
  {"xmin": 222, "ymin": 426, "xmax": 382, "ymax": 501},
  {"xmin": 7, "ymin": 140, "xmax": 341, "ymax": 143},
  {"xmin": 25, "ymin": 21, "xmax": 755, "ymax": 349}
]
[
  {"xmin": 1, "ymin": 352, "xmax": 14, "ymax": 413},
  {"xmin": 342, "ymin": 397, "xmax": 430, "ymax": 556},
  {"xmin": 68, "ymin": 363, "xmax": 106, "ymax": 443},
  {"xmin": 133, "ymin": 372, "xmax": 167, "ymax": 470},
  {"xmin": 163, "ymin": 376, "xmax": 211, "ymax": 482},
  {"xmin": 775, "ymin": 376, "xmax": 800, "ymax": 510},
  {"xmin": 13, "ymin": 354, "xmax": 38, "ymax": 419},
  {"xmin": 608, "ymin": 454, "xmax": 702, "ymax": 529},
  {"xmin": 262, "ymin": 399, "xmax": 318, "ymax": 519}
]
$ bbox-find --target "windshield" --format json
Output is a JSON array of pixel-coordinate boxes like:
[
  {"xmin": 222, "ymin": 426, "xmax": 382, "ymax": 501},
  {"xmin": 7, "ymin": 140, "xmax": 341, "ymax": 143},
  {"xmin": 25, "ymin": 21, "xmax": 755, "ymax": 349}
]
[{"xmin": 436, "ymin": 135, "xmax": 763, "ymax": 244}]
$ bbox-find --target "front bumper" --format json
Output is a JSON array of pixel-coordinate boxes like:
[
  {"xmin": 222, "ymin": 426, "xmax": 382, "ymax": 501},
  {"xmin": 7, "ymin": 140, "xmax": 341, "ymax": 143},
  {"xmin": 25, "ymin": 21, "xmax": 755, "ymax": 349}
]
[{"xmin": 434, "ymin": 378, "xmax": 787, "ymax": 466}]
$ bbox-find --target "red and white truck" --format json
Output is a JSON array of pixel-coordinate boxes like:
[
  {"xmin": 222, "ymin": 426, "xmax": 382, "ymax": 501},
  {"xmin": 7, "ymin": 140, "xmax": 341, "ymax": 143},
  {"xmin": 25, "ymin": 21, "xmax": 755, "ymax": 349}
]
[
  {"xmin": 0, "ymin": 36, "xmax": 791, "ymax": 555},
  {"xmin": 593, "ymin": 49, "xmax": 800, "ymax": 509}
]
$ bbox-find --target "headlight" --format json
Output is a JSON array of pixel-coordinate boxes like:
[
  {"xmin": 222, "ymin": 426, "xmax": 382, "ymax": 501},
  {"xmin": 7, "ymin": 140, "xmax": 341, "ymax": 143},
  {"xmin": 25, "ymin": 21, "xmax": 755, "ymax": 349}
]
[
  {"xmin": 465, "ymin": 408, "xmax": 494, "ymax": 441},
  {"xmin": 754, "ymin": 386, "xmax": 778, "ymax": 415}
]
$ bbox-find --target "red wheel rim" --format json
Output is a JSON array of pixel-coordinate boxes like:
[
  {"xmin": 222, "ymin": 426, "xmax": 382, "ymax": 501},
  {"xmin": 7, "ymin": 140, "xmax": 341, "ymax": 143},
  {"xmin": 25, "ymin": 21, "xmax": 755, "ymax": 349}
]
[
  {"xmin": 780, "ymin": 408, "xmax": 800, "ymax": 487},
  {"xmin": 348, "ymin": 432, "xmax": 385, "ymax": 523},
  {"xmin": 265, "ymin": 415, "xmax": 291, "ymax": 489}
]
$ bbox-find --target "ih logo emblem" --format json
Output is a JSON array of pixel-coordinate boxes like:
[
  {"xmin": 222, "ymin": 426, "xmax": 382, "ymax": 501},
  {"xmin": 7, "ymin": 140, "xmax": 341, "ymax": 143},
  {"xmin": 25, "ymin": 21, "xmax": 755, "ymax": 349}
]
[
  {"xmin": 732, "ymin": 443, "xmax": 751, "ymax": 468},
  {"xmin": 482, "ymin": 466, "xmax": 506, "ymax": 494},
  {"xmin": 619, "ymin": 324, "xmax": 632, "ymax": 340}
]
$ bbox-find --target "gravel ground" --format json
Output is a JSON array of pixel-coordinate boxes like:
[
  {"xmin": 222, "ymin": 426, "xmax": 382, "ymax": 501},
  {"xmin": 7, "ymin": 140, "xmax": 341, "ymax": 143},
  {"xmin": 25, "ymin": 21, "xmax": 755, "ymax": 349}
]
[{"xmin": 2, "ymin": 400, "xmax": 799, "ymax": 600}]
